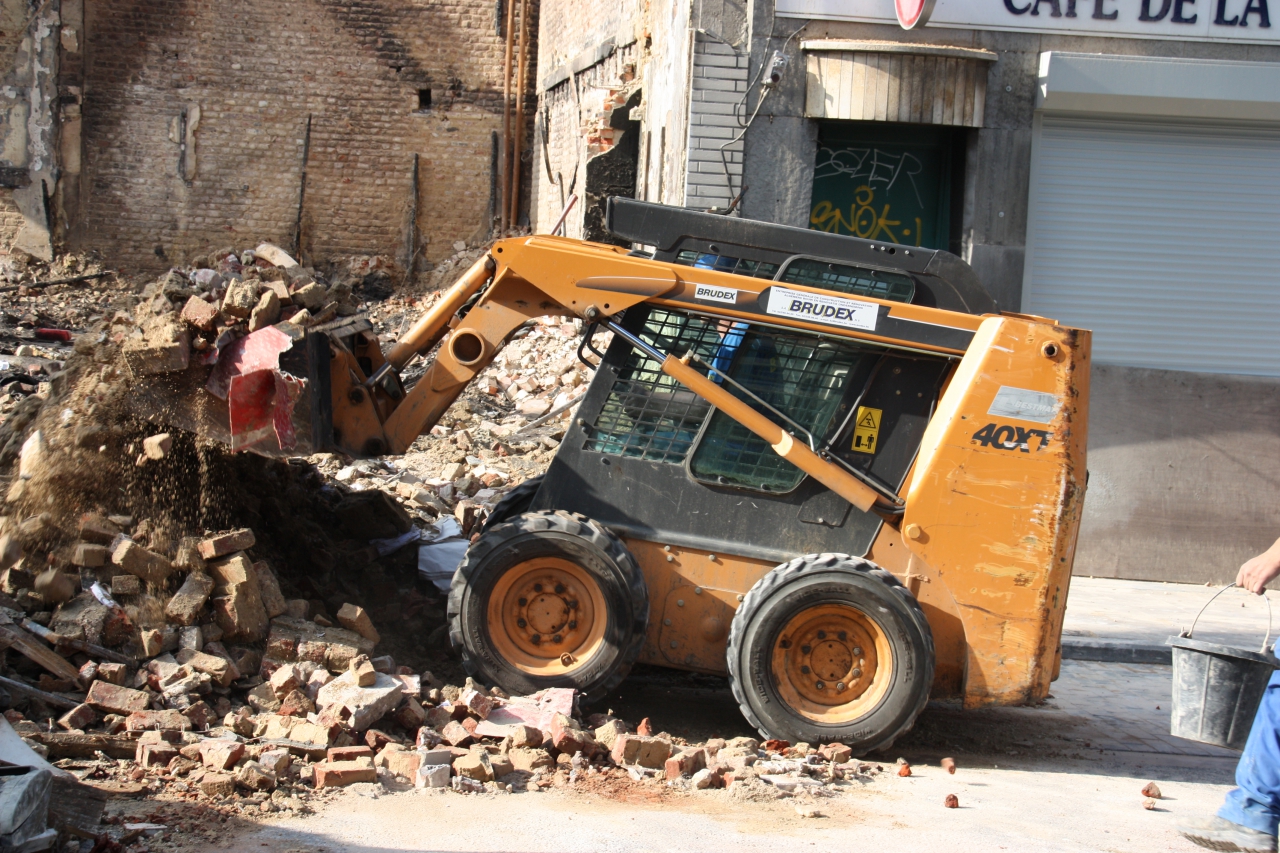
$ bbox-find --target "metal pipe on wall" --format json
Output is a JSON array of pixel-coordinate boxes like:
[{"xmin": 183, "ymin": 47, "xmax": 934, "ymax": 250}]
[
  {"xmin": 508, "ymin": 0, "xmax": 531, "ymax": 229},
  {"xmin": 500, "ymin": 0, "xmax": 516, "ymax": 231}
]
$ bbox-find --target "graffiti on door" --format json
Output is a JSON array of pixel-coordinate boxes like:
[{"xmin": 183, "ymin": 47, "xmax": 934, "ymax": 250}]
[{"xmin": 808, "ymin": 141, "xmax": 947, "ymax": 249}]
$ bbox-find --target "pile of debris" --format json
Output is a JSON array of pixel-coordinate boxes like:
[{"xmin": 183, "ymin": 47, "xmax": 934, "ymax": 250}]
[{"xmin": 0, "ymin": 241, "xmax": 903, "ymax": 846}]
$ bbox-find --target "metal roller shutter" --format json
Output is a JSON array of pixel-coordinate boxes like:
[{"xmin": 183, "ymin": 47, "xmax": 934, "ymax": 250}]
[{"xmin": 1023, "ymin": 116, "xmax": 1280, "ymax": 376}]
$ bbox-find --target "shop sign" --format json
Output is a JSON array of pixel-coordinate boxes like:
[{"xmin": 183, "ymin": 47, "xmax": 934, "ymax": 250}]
[{"xmin": 779, "ymin": 0, "xmax": 1280, "ymax": 43}]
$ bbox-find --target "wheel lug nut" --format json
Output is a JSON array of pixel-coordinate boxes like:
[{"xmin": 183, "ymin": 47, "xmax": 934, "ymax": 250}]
[
  {"xmin": 801, "ymin": 645, "xmax": 812, "ymax": 654},
  {"xmin": 531, "ymin": 634, "xmax": 541, "ymax": 644},
  {"xmin": 838, "ymin": 631, "xmax": 847, "ymax": 641},
  {"xmin": 801, "ymin": 665, "xmax": 810, "ymax": 674},
  {"xmin": 553, "ymin": 634, "xmax": 563, "ymax": 643},
  {"xmin": 518, "ymin": 597, "xmax": 527, "ymax": 606},
  {"xmin": 815, "ymin": 681, "xmax": 825, "ymax": 689},
  {"xmin": 816, "ymin": 630, "xmax": 826, "ymax": 639},
  {"xmin": 533, "ymin": 583, "xmax": 543, "ymax": 592},
  {"xmin": 780, "ymin": 639, "xmax": 791, "ymax": 649},
  {"xmin": 517, "ymin": 618, "xmax": 527, "ymax": 628},
  {"xmin": 568, "ymin": 620, "xmax": 577, "ymax": 629},
  {"xmin": 555, "ymin": 584, "xmax": 565, "ymax": 594},
  {"xmin": 853, "ymin": 646, "xmax": 863, "ymax": 656},
  {"xmin": 852, "ymin": 668, "xmax": 862, "ymax": 678},
  {"xmin": 569, "ymin": 600, "xmax": 578, "ymax": 609},
  {"xmin": 836, "ymin": 682, "xmax": 846, "ymax": 692}
]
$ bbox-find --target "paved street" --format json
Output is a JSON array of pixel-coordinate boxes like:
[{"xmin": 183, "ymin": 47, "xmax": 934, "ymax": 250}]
[{"xmin": 182, "ymin": 580, "xmax": 1257, "ymax": 853}]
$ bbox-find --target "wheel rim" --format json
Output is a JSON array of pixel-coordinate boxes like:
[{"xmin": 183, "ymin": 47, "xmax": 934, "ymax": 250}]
[
  {"xmin": 486, "ymin": 557, "xmax": 609, "ymax": 676},
  {"xmin": 769, "ymin": 602, "xmax": 894, "ymax": 724}
]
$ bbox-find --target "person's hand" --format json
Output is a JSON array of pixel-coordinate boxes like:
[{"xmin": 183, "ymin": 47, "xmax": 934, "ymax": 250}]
[{"xmin": 1237, "ymin": 537, "xmax": 1280, "ymax": 594}]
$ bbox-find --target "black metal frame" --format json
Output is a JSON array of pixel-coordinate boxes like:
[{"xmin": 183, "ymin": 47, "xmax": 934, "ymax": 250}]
[{"xmin": 605, "ymin": 197, "xmax": 996, "ymax": 315}]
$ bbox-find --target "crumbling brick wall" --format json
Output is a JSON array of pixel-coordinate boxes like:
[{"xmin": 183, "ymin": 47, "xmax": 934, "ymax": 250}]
[{"xmin": 70, "ymin": 0, "xmax": 536, "ymax": 272}]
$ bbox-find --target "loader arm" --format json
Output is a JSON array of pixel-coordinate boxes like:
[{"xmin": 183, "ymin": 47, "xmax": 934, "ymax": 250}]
[{"xmin": 333, "ymin": 234, "xmax": 988, "ymax": 517}]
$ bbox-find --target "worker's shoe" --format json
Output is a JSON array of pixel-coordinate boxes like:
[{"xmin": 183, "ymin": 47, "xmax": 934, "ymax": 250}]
[{"xmin": 1179, "ymin": 816, "xmax": 1277, "ymax": 853}]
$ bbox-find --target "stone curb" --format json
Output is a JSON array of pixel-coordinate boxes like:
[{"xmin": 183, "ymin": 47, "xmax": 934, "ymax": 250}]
[{"xmin": 1061, "ymin": 638, "xmax": 1172, "ymax": 665}]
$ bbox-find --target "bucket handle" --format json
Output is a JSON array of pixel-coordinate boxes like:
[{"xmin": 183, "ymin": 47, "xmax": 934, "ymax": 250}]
[{"xmin": 1183, "ymin": 583, "xmax": 1274, "ymax": 654}]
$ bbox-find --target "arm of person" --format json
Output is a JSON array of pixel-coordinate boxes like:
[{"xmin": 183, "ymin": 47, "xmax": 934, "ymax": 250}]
[{"xmin": 1237, "ymin": 536, "xmax": 1280, "ymax": 595}]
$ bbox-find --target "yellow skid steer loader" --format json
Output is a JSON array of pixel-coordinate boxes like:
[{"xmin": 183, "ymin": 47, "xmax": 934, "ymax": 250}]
[{"xmin": 139, "ymin": 199, "xmax": 1089, "ymax": 752}]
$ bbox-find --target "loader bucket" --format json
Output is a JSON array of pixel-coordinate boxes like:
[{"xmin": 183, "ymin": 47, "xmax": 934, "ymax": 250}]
[{"xmin": 126, "ymin": 324, "xmax": 334, "ymax": 458}]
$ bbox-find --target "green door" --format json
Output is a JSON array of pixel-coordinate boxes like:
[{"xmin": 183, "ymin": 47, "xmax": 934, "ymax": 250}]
[{"xmin": 809, "ymin": 123, "xmax": 955, "ymax": 250}]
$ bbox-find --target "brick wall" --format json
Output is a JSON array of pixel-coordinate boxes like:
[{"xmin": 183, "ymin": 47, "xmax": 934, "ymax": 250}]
[
  {"xmin": 684, "ymin": 34, "xmax": 748, "ymax": 211},
  {"xmin": 531, "ymin": 42, "xmax": 638, "ymax": 239},
  {"xmin": 71, "ymin": 0, "xmax": 537, "ymax": 272}
]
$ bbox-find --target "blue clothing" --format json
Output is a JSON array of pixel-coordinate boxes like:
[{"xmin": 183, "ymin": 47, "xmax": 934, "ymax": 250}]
[{"xmin": 1220, "ymin": 668, "xmax": 1280, "ymax": 836}]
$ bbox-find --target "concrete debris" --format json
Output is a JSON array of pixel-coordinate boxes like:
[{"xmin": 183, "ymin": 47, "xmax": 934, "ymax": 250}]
[
  {"xmin": 0, "ymin": 245, "xmax": 894, "ymax": 834},
  {"xmin": 945, "ymin": 794, "xmax": 960, "ymax": 808},
  {"xmin": 1141, "ymin": 781, "xmax": 1162, "ymax": 799}
]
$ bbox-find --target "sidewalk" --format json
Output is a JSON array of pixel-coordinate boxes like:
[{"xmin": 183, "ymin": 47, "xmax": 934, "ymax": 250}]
[{"xmin": 1062, "ymin": 577, "xmax": 1280, "ymax": 663}]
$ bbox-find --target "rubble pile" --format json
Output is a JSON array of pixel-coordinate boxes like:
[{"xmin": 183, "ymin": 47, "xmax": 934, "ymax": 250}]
[{"xmin": 0, "ymin": 239, "xmax": 904, "ymax": 848}]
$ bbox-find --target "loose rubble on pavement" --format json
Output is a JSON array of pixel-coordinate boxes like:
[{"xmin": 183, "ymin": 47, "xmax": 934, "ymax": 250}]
[{"xmin": 0, "ymin": 243, "xmax": 916, "ymax": 850}]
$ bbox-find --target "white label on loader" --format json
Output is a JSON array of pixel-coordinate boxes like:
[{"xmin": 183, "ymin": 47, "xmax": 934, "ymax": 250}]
[
  {"xmin": 987, "ymin": 386, "xmax": 1059, "ymax": 424},
  {"xmin": 694, "ymin": 284, "xmax": 739, "ymax": 304},
  {"xmin": 765, "ymin": 286, "xmax": 878, "ymax": 331}
]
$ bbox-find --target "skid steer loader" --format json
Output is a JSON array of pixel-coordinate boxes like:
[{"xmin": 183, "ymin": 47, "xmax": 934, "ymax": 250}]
[{"xmin": 140, "ymin": 199, "xmax": 1090, "ymax": 752}]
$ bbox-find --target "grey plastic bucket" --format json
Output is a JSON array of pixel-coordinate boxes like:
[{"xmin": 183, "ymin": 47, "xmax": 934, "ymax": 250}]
[{"xmin": 1168, "ymin": 584, "xmax": 1280, "ymax": 751}]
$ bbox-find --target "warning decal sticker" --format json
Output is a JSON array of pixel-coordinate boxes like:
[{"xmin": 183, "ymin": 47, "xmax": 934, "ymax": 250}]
[
  {"xmin": 987, "ymin": 386, "xmax": 1060, "ymax": 424},
  {"xmin": 765, "ymin": 286, "xmax": 879, "ymax": 332},
  {"xmin": 851, "ymin": 406, "xmax": 882, "ymax": 454}
]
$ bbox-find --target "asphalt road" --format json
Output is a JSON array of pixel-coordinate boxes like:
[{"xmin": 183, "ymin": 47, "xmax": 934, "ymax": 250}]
[{"xmin": 182, "ymin": 659, "xmax": 1238, "ymax": 853}]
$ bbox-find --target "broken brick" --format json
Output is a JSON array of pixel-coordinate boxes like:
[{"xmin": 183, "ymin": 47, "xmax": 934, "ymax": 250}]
[
  {"xmin": 85, "ymin": 681, "xmax": 150, "ymax": 715},
  {"xmin": 313, "ymin": 759, "xmax": 376, "ymax": 788},
  {"xmin": 175, "ymin": 649, "xmax": 234, "ymax": 687},
  {"xmin": 164, "ymin": 572, "xmax": 215, "ymax": 625},
  {"xmin": 441, "ymin": 720, "xmax": 473, "ymax": 747},
  {"xmin": 180, "ymin": 295, "xmax": 220, "ymax": 331},
  {"xmin": 72, "ymin": 543, "xmax": 107, "ymax": 567},
  {"xmin": 452, "ymin": 749, "xmax": 493, "ymax": 782},
  {"xmin": 111, "ymin": 575, "xmax": 141, "ymax": 596},
  {"xmin": 235, "ymin": 760, "xmax": 276, "ymax": 791},
  {"xmin": 141, "ymin": 433, "xmax": 172, "ymax": 460},
  {"xmin": 198, "ymin": 530, "xmax": 256, "ymax": 561},
  {"xmin": 200, "ymin": 773, "xmax": 236, "ymax": 797},
  {"xmin": 611, "ymin": 735, "xmax": 672, "ymax": 769},
  {"xmin": 78, "ymin": 513, "xmax": 121, "ymax": 545},
  {"xmin": 327, "ymin": 745, "xmax": 373, "ymax": 762},
  {"xmin": 278, "ymin": 689, "xmax": 315, "ymax": 717},
  {"xmin": 97, "ymin": 663, "xmax": 126, "ymax": 685},
  {"xmin": 57, "ymin": 703, "xmax": 97, "ymax": 731},
  {"xmin": 125, "ymin": 710, "xmax": 191, "ymax": 732},
  {"xmin": 269, "ymin": 663, "xmax": 302, "ymax": 697},
  {"xmin": 111, "ymin": 539, "xmax": 174, "ymax": 584},
  {"xmin": 549, "ymin": 713, "xmax": 593, "ymax": 755},
  {"xmin": 336, "ymin": 603, "xmax": 380, "ymax": 644},
  {"xmin": 137, "ymin": 742, "xmax": 179, "ymax": 767},
  {"xmin": 664, "ymin": 748, "xmax": 707, "ymax": 780},
  {"xmin": 253, "ymin": 561, "xmax": 287, "ymax": 618},
  {"xmin": 199, "ymin": 739, "xmax": 245, "ymax": 770},
  {"xmin": 459, "ymin": 688, "xmax": 493, "ymax": 720}
]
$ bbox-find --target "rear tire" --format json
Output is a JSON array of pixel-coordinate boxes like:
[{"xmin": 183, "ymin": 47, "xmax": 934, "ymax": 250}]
[
  {"xmin": 448, "ymin": 510, "xmax": 647, "ymax": 703},
  {"xmin": 726, "ymin": 553, "xmax": 934, "ymax": 754}
]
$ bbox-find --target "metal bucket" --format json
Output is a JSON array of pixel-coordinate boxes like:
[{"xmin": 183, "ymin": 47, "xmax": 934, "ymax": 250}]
[{"xmin": 1168, "ymin": 584, "xmax": 1280, "ymax": 751}]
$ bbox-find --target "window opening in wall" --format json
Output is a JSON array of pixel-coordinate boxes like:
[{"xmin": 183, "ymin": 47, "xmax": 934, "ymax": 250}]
[{"xmin": 417, "ymin": 89, "xmax": 432, "ymax": 111}]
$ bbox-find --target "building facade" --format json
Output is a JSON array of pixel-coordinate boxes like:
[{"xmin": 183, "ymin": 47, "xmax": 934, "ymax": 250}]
[
  {"xmin": 0, "ymin": 0, "xmax": 539, "ymax": 271},
  {"xmin": 533, "ymin": 0, "xmax": 1280, "ymax": 583}
]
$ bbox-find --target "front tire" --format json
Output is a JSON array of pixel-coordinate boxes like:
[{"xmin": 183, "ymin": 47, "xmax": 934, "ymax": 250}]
[
  {"xmin": 448, "ymin": 510, "xmax": 647, "ymax": 703},
  {"xmin": 727, "ymin": 553, "xmax": 934, "ymax": 753}
]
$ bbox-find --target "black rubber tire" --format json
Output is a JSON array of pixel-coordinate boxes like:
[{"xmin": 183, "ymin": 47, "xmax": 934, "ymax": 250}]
[
  {"xmin": 726, "ymin": 553, "xmax": 934, "ymax": 754},
  {"xmin": 480, "ymin": 475, "xmax": 544, "ymax": 534},
  {"xmin": 448, "ymin": 510, "xmax": 647, "ymax": 704}
]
